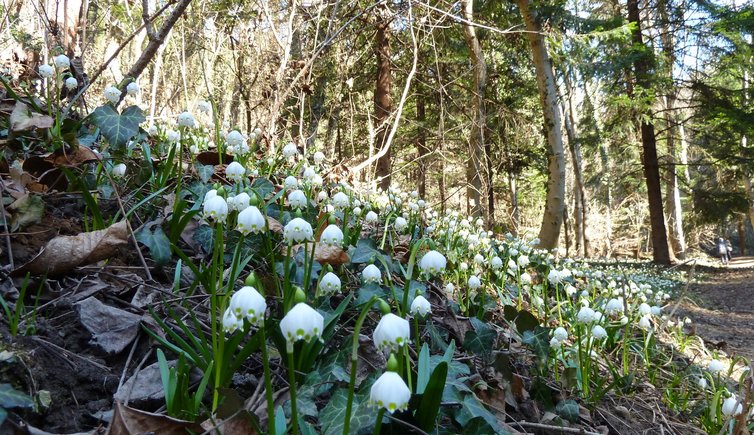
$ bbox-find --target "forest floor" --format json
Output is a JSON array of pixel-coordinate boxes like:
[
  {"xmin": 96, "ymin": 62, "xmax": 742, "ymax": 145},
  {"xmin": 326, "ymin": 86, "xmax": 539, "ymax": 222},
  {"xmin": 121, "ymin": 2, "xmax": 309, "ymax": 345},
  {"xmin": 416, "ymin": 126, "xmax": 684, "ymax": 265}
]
[{"xmin": 677, "ymin": 256, "xmax": 754, "ymax": 361}]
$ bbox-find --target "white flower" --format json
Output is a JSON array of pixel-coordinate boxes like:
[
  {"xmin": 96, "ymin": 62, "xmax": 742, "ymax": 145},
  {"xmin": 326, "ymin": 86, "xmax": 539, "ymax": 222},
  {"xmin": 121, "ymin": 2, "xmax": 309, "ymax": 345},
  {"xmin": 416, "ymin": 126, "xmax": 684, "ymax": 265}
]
[
  {"xmin": 104, "ymin": 85, "xmax": 121, "ymax": 104},
  {"xmin": 222, "ymin": 161, "xmax": 244, "ymax": 183},
  {"xmin": 722, "ymin": 395, "xmax": 743, "ymax": 417},
  {"xmin": 223, "ymin": 308, "xmax": 243, "ymax": 334},
  {"xmin": 459, "ymin": 262, "xmax": 469, "ymax": 272},
  {"xmin": 302, "ymin": 167, "xmax": 317, "ymax": 182},
  {"xmin": 38, "ymin": 64, "xmax": 54, "ymax": 78},
  {"xmin": 517, "ymin": 255, "xmax": 530, "ymax": 268},
  {"xmin": 280, "ymin": 303, "xmax": 324, "ymax": 348},
  {"xmin": 605, "ymin": 299, "xmax": 624, "ymax": 316},
  {"xmin": 708, "ymin": 359, "xmax": 726, "ymax": 374},
  {"xmin": 394, "ymin": 217, "xmax": 408, "ymax": 232},
  {"xmin": 419, "ymin": 250, "xmax": 447, "ymax": 276},
  {"xmin": 577, "ymin": 306, "xmax": 596, "ymax": 323},
  {"xmin": 638, "ymin": 303, "xmax": 652, "ymax": 316},
  {"xmin": 313, "ymin": 151, "xmax": 325, "ymax": 164},
  {"xmin": 362, "ymin": 264, "xmax": 382, "ymax": 284},
  {"xmin": 53, "ymin": 54, "xmax": 70, "ymax": 69},
  {"xmin": 203, "ymin": 196, "xmax": 228, "ymax": 222},
  {"xmin": 111, "ymin": 163, "xmax": 127, "ymax": 178},
  {"xmin": 166, "ymin": 129, "xmax": 180, "ymax": 143},
  {"xmin": 284, "ymin": 176, "xmax": 298, "ymax": 191},
  {"xmin": 64, "ymin": 77, "xmax": 78, "ymax": 91},
  {"xmin": 197, "ymin": 101, "xmax": 212, "ymax": 113},
  {"xmin": 283, "ymin": 218, "xmax": 313, "ymax": 243},
  {"xmin": 126, "ymin": 82, "xmax": 140, "ymax": 96},
  {"xmin": 352, "ymin": 206, "xmax": 362, "ymax": 215},
  {"xmin": 553, "ymin": 327, "xmax": 568, "ymax": 342},
  {"xmin": 236, "ymin": 206, "xmax": 266, "ymax": 235},
  {"xmin": 369, "ymin": 371, "xmax": 411, "ymax": 413},
  {"xmin": 205, "ymin": 189, "xmax": 218, "ymax": 201},
  {"xmin": 226, "ymin": 130, "xmax": 245, "ymax": 147},
  {"xmin": 318, "ymin": 272, "xmax": 341, "ymax": 295},
  {"xmin": 317, "ymin": 191, "xmax": 328, "ymax": 203},
  {"xmin": 283, "ymin": 142, "xmax": 298, "ymax": 159},
  {"xmin": 445, "ymin": 282, "xmax": 455, "ymax": 296},
  {"xmin": 373, "ymin": 313, "xmax": 410, "ymax": 352},
  {"xmin": 230, "ymin": 192, "xmax": 251, "ymax": 211},
  {"xmin": 547, "ymin": 269, "xmax": 562, "ymax": 285},
  {"xmin": 650, "ymin": 306, "xmax": 662, "ymax": 316},
  {"xmin": 509, "ymin": 248, "xmax": 519, "ymax": 256},
  {"xmin": 365, "ymin": 211, "xmax": 379, "ymax": 223},
  {"xmin": 697, "ymin": 377, "xmax": 707, "ymax": 389},
  {"xmin": 332, "ymin": 192, "xmax": 350, "ymax": 209},
  {"xmin": 410, "ymin": 295, "xmax": 431, "ymax": 317},
  {"xmin": 591, "ymin": 325, "xmax": 607, "ymax": 339},
  {"xmin": 177, "ymin": 111, "xmax": 195, "ymax": 128},
  {"xmin": 286, "ymin": 189, "xmax": 307, "ymax": 210},
  {"xmin": 638, "ymin": 316, "xmax": 652, "ymax": 331},
  {"xmin": 490, "ymin": 256, "xmax": 503, "ymax": 270},
  {"xmin": 229, "ymin": 286, "xmax": 266, "ymax": 327},
  {"xmin": 550, "ymin": 337, "xmax": 562, "ymax": 348},
  {"xmin": 565, "ymin": 285, "xmax": 577, "ymax": 297},
  {"xmin": 320, "ymin": 224, "xmax": 344, "ymax": 246},
  {"xmin": 468, "ymin": 275, "xmax": 481, "ymax": 290}
]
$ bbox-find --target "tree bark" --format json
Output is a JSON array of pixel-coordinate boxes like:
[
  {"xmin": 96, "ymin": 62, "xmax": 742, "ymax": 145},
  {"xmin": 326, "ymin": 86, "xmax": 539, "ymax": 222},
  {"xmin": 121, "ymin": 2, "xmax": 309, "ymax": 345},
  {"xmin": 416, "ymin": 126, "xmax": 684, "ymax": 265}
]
[
  {"xmin": 374, "ymin": 14, "xmax": 393, "ymax": 191},
  {"xmin": 417, "ymin": 89, "xmax": 429, "ymax": 198},
  {"xmin": 627, "ymin": 0, "xmax": 671, "ymax": 264},
  {"xmin": 518, "ymin": 0, "xmax": 566, "ymax": 250},
  {"xmin": 461, "ymin": 0, "xmax": 487, "ymax": 220}
]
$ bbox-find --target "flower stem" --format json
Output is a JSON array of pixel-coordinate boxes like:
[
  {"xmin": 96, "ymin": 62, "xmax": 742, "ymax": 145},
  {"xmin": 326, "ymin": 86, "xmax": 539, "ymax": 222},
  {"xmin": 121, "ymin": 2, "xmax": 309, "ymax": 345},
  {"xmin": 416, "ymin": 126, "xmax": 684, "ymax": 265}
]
[
  {"xmin": 287, "ymin": 350, "xmax": 300, "ymax": 435},
  {"xmin": 261, "ymin": 326, "xmax": 275, "ymax": 435},
  {"xmin": 403, "ymin": 345, "xmax": 413, "ymax": 392},
  {"xmin": 343, "ymin": 296, "xmax": 378, "ymax": 435},
  {"xmin": 373, "ymin": 408, "xmax": 385, "ymax": 435}
]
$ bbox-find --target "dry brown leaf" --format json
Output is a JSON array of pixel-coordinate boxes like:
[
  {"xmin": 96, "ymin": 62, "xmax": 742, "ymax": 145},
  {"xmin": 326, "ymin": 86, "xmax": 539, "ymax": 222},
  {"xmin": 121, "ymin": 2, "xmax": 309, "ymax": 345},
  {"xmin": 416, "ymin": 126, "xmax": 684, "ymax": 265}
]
[
  {"xmin": 201, "ymin": 412, "xmax": 258, "ymax": 435},
  {"xmin": 292, "ymin": 242, "xmax": 350, "ymax": 267},
  {"xmin": 10, "ymin": 101, "xmax": 53, "ymax": 131},
  {"xmin": 12, "ymin": 220, "xmax": 129, "ymax": 276},
  {"xmin": 109, "ymin": 401, "xmax": 203, "ymax": 435},
  {"xmin": 266, "ymin": 216, "xmax": 283, "ymax": 233},
  {"xmin": 45, "ymin": 146, "xmax": 100, "ymax": 167}
]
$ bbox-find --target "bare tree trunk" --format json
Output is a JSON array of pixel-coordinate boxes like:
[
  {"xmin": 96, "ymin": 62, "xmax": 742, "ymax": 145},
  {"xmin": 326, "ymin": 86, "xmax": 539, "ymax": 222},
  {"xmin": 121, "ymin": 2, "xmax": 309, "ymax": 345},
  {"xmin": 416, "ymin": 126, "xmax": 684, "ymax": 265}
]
[
  {"xmin": 374, "ymin": 13, "xmax": 392, "ymax": 191},
  {"xmin": 739, "ymin": 216, "xmax": 746, "ymax": 256},
  {"xmin": 518, "ymin": 0, "xmax": 566, "ymax": 249},
  {"xmin": 509, "ymin": 174, "xmax": 520, "ymax": 236},
  {"xmin": 416, "ymin": 89, "xmax": 429, "ymax": 198},
  {"xmin": 461, "ymin": 0, "xmax": 487, "ymax": 219}
]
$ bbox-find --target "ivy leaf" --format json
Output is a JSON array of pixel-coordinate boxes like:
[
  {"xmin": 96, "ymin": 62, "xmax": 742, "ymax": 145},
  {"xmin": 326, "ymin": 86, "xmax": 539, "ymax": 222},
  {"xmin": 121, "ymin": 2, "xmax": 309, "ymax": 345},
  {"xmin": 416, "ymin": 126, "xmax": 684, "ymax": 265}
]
[
  {"xmin": 454, "ymin": 394, "xmax": 507, "ymax": 434},
  {"xmin": 195, "ymin": 163, "xmax": 215, "ymax": 183},
  {"xmin": 135, "ymin": 222, "xmax": 172, "ymax": 265},
  {"xmin": 351, "ymin": 238, "xmax": 379, "ymax": 264},
  {"xmin": 522, "ymin": 326, "xmax": 551, "ymax": 365},
  {"xmin": 252, "ymin": 177, "xmax": 275, "ymax": 200},
  {"xmin": 555, "ymin": 399, "xmax": 580, "ymax": 423},
  {"xmin": 90, "ymin": 105, "xmax": 145, "ymax": 148},
  {"xmin": 0, "ymin": 384, "xmax": 34, "ymax": 410},
  {"xmin": 319, "ymin": 389, "xmax": 372, "ymax": 435},
  {"xmin": 463, "ymin": 318, "xmax": 496, "ymax": 358}
]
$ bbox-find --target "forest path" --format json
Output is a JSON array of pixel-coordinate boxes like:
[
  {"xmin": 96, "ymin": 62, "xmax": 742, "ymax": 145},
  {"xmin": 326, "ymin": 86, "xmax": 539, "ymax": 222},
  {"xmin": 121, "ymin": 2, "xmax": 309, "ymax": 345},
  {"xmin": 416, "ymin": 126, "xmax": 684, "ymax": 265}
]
[{"xmin": 675, "ymin": 256, "xmax": 754, "ymax": 360}]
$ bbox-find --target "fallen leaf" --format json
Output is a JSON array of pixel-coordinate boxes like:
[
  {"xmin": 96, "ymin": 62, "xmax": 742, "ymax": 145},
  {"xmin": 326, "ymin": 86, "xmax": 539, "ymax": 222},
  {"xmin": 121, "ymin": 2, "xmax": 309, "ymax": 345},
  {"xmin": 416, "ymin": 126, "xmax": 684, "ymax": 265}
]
[
  {"xmin": 201, "ymin": 412, "xmax": 258, "ymax": 435},
  {"xmin": 7, "ymin": 194, "xmax": 44, "ymax": 231},
  {"xmin": 75, "ymin": 296, "xmax": 141, "ymax": 354},
  {"xmin": 266, "ymin": 216, "xmax": 283, "ymax": 234},
  {"xmin": 292, "ymin": 242, "xmax": 351, "ymax": 267},
  {"xmin": 196, "ymin": 151, "xmax": 234, "ymax": 166},
  {"xmin": 109, "ymin": 401, "xmax": 203, "ymax": 435},
  {"xmin": 10, "ymin": 101, "xmax": 53, "ymax": 131},
  {"xmin": 12, "ymin": 220, "xmax": 129, "ymax": 276},
  {"xmin": 45, "ymin": 146, "xmax": 100, "ymax": 167}
]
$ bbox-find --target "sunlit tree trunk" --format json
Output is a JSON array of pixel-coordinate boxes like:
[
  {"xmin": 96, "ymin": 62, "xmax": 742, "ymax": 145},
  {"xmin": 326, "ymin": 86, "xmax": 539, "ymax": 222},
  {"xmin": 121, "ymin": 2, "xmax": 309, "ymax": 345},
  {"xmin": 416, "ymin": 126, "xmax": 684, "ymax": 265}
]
[
  {"xmin": 417, "ymin": 88, "xmax": 429, "ymax": 198},
  {"xmin": 461, "ymin": 0, "xmax": 487, "ymax": 219},
  {"xmin": 518, "ymin": 0, "xmax": 565, "ymax": 249},
  {"xmin": 374, "ymin": 12, "xmax": 393, "ymax": 191}
]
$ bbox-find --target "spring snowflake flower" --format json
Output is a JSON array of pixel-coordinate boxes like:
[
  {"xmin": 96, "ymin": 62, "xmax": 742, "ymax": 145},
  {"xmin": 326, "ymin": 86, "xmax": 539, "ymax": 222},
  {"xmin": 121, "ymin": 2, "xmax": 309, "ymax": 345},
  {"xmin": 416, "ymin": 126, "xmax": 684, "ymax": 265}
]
[
  {"xmin": 638, "ymin": 303, "xmax": 652, "ymax": 316},
  {"xmin": 507, "ymin": 259, "xmax": 518, "ymax": 273},
  {"xmin": 490, "ymin": 256, "xmax": 503, "ymax": 270},
  {"xmin": 520, "ymin": 272, "xmax": 532, "ymax": 285},
  {"xmin": 302, "ymin": 167, "xmax": 317, "ymax": 183},
  {"xmin": 332, "ymin": 192, "xmax": 350, "ymax": 209},
  {"xmin": 313, "ymin": 151, "xmax": 325, "ymax": 164},
  {"xmin": 38, "ymin": 64, "xmax": 54, "ymax": 78},
  {"xmin": 111, "ymin": 163, "xmax": 127, "ymax": 178},
  {"xmin": 282, "ymin": 142, "xmax": 298, "ymax": 159},
  {"xmin": 317, "ymin": 191, "xmax": 328, "ymax": 203},
  {"xmin": 459, "ymin": 262, "xmax": 469, "ymax": 272},
  {"xmin": 565, "ymin": 285, "xmax": 577, "ymax": 297},
  {"xmin": 126, "ymin": 82, "xmax": 140, "ymax": 96},
  {"xmin": 722, "ymin": 395, "xmax": 743, "ymax": 417},
  {"xmin": 468, "ymin": 275, "xmax": 481, "ymax": 290},
  {"xmin": 394, "ymin": 216, "xmax": 408, "ymax": 232},
  {"xmin": 280, "ymin": 303, "xmax": 324, "ymax": 350},
  {"xmin": 284, "ymin": 218, "xmax": 313, "ymax": 243},
  {"xmin": 229, "ymin": 286, "xmax": 267, "ymax": 327},
  {"xmin": 166, "ymin": 129, "xmax": 180, "ymax": 142},
  {"xmin": 320, "ymin": 224, "xmax": 344, "ymax": 246},
  {"xmin": 362, "ymin": 264, "xmax": 382, "ymax": 284},
  {"xmin": 697, "ymin": 377, "xmax": 708, "ymax": 389},
  {"xmin": 369, "ymin": 371, "xmax": 410, "ymax": 413},
  {"xmin": 64, "ymin": 77, "xmax": 78, "ymax": 91},
  {"xmin": 517, "ymin": 255, "xmax": 529, "ymax": 268},
  {"xmin": 236, "ymin": 206, "xmax": 265, "ymax": 235},
  {"xmin": 373, "ymin": 313, "xmax": 410, "ymax": 352},
  {"xmin": 365, "ymin": 211, "xmax": 379, "ymax": 223},
  {"xmin": 318, "ymin": 272, "xmax": 341, "ymax": 295},
  {"xmin": 547, "ymin": 269, "xmax": 562, "ymax": 285},
  {"xmin": 53, "ymin": 54, "xmax": 70, "ymax": 69},
  {"xmin": 177, "ymin": 111, "xmax": 195, "ymax": 128},
  {"xmin": 708, "ymin": 359, "xmax": 726, "ymax": 374},
  {"xmin": 577, "ymin": 306, "xmax": 596, "ymax": 323},
  {"xmin": 445, "ymin": 282, "xmax": 455, "ymax": 296},
  {"xmin": 410, "ymin": 295, "xmax": 431, "ymax": 317},
  {"xmin": 230, "ymin": 192, "xmax": 251, "ymax": 211},
  {"xmin": 473, "ymin": 253, "xmax": 485, "ymax": 265},
  {"xmin": 223, "ymin": 308, "xmax": 243, "ymax": 334},
  {"xmin": 288, "ymin": 189, "xmax": 307, "ymax": 210},
  {"xmin": 203, "ymin": 195, "xmax": 228, "ymax": 222},
  {"xmin": 419, "ymin": 250, "xmax": 447, "ymax": 276},
  {"xmin": 197, "ymin": 101, "xmax": 212, "ymax": 113},
  {"xmin": 650, "ymin": 306, "xmax": 662, "ymax": 316},
  {"xmin": 226, "ymin": 130, "xmax": 245, "ymax": 147},
  {"xmin": 104, "ymin": 86, "xmax": 121, "ymax": 104},
  {"xmin": 638, "ymin": 316, "xmax": 652, "ymax": 331},
  {"xmin": 225, "ymin": 161, "xmax": 246, "ymax": 183},
  {"xmin": 553, "ymin": 327, "xmax": 568, "ymax": 342},
  {"xmin": 284, "ymin": 176, "xmax": 298, "ymax": 191},
  {"xmin": 591, "ymin": 325, "xmax": 607, "ymax": 339},
  {"xmin": 550, "ymin": 337, "xmax": 562, "ymax": 348}
]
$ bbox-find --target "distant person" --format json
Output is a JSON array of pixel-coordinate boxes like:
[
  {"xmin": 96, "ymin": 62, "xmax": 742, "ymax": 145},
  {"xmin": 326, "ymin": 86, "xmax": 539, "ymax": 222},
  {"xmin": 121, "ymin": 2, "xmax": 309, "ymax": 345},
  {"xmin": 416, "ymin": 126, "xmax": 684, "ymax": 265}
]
[
  {"xmin": 717, "ymin": 238, "xmax": 728, "ymax": 265},
  {"xmin": 725, "ymin": 239, "xmax": 733, "ymax": 262}
]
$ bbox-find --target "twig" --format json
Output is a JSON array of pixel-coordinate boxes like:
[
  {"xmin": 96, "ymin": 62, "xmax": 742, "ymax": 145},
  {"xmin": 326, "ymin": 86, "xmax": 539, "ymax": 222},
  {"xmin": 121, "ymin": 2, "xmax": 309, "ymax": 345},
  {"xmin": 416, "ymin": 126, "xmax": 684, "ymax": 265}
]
[
  {"xmin": 0, "ymin": 182, "xmax": 14, "ymax": 269},
  {"xmin": 123, "ymin": 348, "xmax": 153, "ymax": 406},
  {"xmin": 514, "ymin": 421, "xmax": 602, "ymax": 435},
  {"xmin": 32, "ymin": 337, "xmax": 110, "ymax": 372},
  {"xmin": 118, "ymin": 332, "xmax": 141, "ymax": 391}
]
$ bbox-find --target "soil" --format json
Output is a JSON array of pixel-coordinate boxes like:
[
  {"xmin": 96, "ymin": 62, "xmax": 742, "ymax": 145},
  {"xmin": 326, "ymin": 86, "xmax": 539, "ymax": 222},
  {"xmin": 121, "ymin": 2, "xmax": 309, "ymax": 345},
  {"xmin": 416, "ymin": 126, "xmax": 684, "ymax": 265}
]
[{"xmin": 676, "ymin": 256, "xmax": 754, "ymax": 360}]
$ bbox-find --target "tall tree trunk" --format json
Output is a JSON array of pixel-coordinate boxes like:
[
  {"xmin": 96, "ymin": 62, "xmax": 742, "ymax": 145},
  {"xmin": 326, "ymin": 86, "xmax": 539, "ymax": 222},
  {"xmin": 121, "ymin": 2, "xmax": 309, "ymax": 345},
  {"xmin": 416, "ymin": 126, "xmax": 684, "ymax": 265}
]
[
  {"xmin": 738, "ymin": 216, "xmax": 746, "ymax": 256},
  {"xmin": 509, "ymin": 174, "xmax": 520, "ymax": 236},
  {"xmin": 461, "ymin": 0, "xmax": 487, "ymax": 219},
  {"xmin": 518, "ymin": 0, "xmax": 566, "ymax": 249},
  {"xmin": 374, "ymin": 14, "xmax": 393, "ymax": 191},
  {"xmin": 627, "ymin": 0, "xmax": 671, "ymax": 264},
  {"xmin": 417, "ymin": 89, "xmax": 429, "ymax": 198}
]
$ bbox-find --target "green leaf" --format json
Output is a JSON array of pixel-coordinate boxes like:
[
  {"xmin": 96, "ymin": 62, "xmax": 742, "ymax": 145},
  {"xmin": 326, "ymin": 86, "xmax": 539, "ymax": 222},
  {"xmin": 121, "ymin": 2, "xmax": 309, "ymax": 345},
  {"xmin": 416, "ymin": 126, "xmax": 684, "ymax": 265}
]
[
  {"xmin": 136, "ymin": 222, "xmax": 172, "ymax": 265},
  {"xmin": 515, "ymin": 310, "xmax": 539, "ymax": 333},
  {"xmin": 8, "ymin": 194, "xmax": 44, "ymax": 231},
  {"xmin": 463, "ymin": 318, "xmax": 496, "ymax": 358},
  {"xmin": 252, "ymin": 177, "xmax": 275, "ymax": 200},
  {"xmin": 195, "ymin": 163, "xmax": 215, "ymax": 183},
  {"xmin": 89, "ymin": 105, "xmax": 145, "ymax": 148},
  {"xmin": 0, "ymin": 407, "xmax": 7, "ymax": 424},
  {"xmin": 415, "ymin": 361, "xmax": 448, "ymax": 431},
  {"xmin": 319, "ymin": 389, "xmax": 372, "ymax": 435},
  {"xmin": 351, "ymin": 238, "xmax": 379, "ymax": 263},
  {"xmin": 416, "ymin": 343, "xmax": 431, "ymax": 394},
  {"xmin": 555, "ymin": 399, "xmax": 580, "ymax": 423},
  {"xmin": 356, "ymin": 283, "xmax": 386, "ymax": 307},
  {"xmin": 522, "ymin": 326, "xmax": 551, "ymax": 365},
  {"xmin": 455, "ymin": 395, "xmax": 506, "ymax": 434},
  {"xmin": 275, "ymin": 406, "xmax": 287, "ymax": 435},
  {"xmin": 0, "ymin": 384, "xmax": 34, "ymax": 409}
]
